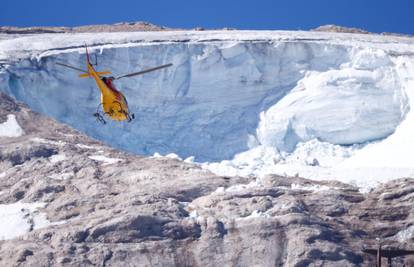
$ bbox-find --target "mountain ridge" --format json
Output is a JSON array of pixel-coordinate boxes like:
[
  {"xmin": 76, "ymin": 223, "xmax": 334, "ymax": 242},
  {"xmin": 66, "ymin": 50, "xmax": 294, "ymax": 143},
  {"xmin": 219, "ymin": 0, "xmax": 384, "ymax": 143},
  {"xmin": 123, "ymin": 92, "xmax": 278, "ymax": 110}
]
[{"xmin": 1, "ymin": 22, "xmax": 411, "ymax": 37}]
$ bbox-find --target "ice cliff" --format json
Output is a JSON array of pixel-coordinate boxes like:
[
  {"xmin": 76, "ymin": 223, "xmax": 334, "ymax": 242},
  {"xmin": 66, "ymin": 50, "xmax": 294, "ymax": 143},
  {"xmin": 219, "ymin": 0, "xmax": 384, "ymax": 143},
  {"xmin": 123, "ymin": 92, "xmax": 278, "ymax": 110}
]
[{"xmin": 1, "ymin": 31, "xmax": 414, "ymax": 187}]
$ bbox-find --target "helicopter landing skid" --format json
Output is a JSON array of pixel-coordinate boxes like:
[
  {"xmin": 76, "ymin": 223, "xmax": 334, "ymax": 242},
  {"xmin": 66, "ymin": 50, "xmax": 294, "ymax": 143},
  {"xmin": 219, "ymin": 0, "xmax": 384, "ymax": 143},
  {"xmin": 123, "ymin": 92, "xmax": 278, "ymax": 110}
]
[
  {"xmin": 93, "ymin": 103, "xmax": 135, "ymax": 124},
  {"xmin": 93, "ymin": 112, "xmax": 106, "ymax": 124},
  {"xmin": 130, "ymin": 113, "xmax": 135, "ymax": 122},
  {"xmin": 93, "ymin": 103, "xmax": 107, "ymax": 124},
  {"xmin": 126, "ymin": 112, "xmax": 135, "ymax": 122}
]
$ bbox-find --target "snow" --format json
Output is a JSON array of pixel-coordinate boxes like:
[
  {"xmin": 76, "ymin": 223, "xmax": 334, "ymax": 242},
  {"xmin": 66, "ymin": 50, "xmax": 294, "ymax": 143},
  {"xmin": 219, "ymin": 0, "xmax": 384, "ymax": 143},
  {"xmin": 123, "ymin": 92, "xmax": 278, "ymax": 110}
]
[
  {"xmin": 0, "ymin": 114, "xmax": 24, "ymax": 137},
  {"xmin": 88, "ymin": 155, "xmax": 122, "ymax": 165},
  {"xmin": 184, "ymin": 156, "xmax": 195, "ymax": 163},
  {"xmin": 165, "ymin": 153, "xmax": 182, "ymax": 160},
  {"xmin": 0, "ymin": 202, "xmax": 50, "ymax": 240},
  {"xmin": 31, "ymin": 137, "xmax": 66, "ymax": 146},
  {"xmin": 223, "ymin": 179, "xmax": 263, "ymax": 193},
  {"xmin": 47, "ymin": 171, "xmax": 74, "ymax": 180},
  {"xmin": 76, "ymin": 143, "xmax": 96, "ymax": 149},
  {"xmin": 2, "ymin": 30, "xmax": 414, "ymax": 190},
  {"xmin": 237, "ymin": 210, "xmax": 270, "ymax": 221},
  {"xmin": 202, "ymin": 44, "xmax": 414, "ymax": 190},
  {"xmin": 291, "ymin": 183, "xmax": 332, "ymax": 192},
  {"xmin": 0, "ymin": 31, "xmax": 413, "ymax": 61},
  {"xmin": 394, "ymin": 225, "xmax": 414, "ymax": 242},
  {"xmin": 49, "ymin": 153, "xmax": 66, "ymax": 163},
  {"xmin": 256, "ymin": 53, "xmax": 405, "ymax": 151},
  {"xmin": 186, "ymin": 206, "xmax": 205, "ymax": 224},
  {"xmin": 188, "ymin": 210, "xmax": 199, "ymax": 219},
  {"xmin": 338, "ymin": 58, "xmax": 414, "ymax": 169},
  {"xmin": 151, "ymin": 152, "xmax": 183, "ymax": 160}
]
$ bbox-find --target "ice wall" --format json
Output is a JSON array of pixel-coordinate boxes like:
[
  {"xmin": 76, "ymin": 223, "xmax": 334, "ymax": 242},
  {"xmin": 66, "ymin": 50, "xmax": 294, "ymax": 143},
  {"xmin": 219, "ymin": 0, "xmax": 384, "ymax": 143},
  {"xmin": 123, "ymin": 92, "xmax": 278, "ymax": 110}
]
[{"xmin": 0, "ymin": 37, "xmax": 409, "ymax": 164}]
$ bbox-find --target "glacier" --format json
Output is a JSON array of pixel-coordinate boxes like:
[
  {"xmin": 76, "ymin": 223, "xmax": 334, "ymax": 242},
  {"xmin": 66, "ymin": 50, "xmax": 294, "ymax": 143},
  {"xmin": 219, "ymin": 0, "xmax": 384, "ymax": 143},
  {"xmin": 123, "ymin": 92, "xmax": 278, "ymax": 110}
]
[{"xmin": 1, "ymin": 30, "xmax": 414, "ymax": 189}]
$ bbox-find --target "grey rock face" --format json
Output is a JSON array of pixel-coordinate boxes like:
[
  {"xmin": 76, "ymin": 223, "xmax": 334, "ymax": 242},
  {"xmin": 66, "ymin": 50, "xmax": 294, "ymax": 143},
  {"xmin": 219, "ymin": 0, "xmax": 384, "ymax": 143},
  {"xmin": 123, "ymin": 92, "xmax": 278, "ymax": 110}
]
[
  {"xmin": 0, "ymin": 92, "xmax": 413, "ymax": 266},
  {"xmin": 0, "ymin": 22, "xmax": 173, "ymax": 34},
  {"xmin": 311, "ymin": 24, "xmax": 370, "ymax": 34}
]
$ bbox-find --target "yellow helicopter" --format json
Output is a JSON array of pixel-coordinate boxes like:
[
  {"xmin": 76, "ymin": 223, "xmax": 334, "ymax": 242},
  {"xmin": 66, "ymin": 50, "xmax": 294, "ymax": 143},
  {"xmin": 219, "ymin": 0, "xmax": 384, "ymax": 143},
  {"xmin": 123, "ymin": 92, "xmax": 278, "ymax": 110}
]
[{"xmin": 56, "ymin": 46, "xmax": 172, "ymax": 124}]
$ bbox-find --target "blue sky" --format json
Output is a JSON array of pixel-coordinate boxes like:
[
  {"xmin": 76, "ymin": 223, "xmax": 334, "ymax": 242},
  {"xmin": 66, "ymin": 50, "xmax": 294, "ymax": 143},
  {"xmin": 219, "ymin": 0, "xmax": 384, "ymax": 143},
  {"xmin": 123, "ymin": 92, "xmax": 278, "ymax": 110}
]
[{"xmin": 2, "ymin": 0, "xmax": 413, "ymax": 34}]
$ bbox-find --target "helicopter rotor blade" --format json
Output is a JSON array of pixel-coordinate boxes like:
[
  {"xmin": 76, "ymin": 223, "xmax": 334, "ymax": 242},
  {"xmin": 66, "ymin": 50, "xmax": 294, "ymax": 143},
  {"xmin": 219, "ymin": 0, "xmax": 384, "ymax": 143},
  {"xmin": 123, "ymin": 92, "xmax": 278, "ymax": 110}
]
[
  {"xmin": 56, "ymin": 62, "xmax": 87, "ymax": 73},
  {"xmin": 115, "ymin": 63, "xmax": 173, "ymax": 80}
]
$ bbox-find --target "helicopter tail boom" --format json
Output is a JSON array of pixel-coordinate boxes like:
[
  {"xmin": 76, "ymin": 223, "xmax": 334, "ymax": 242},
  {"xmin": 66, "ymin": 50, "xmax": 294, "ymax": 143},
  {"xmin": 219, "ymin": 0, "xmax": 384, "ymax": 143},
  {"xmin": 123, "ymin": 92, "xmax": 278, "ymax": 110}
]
[{"xmin": 78, "ymin": 71, "xmax": 111, "ymax": 78}]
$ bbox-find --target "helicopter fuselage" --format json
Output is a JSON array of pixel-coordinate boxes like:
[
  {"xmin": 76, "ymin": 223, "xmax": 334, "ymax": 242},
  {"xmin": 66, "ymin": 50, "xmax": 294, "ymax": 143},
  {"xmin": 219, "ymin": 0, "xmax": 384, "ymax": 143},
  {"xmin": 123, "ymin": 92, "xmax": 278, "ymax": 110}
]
[{"xmin": 87, "ymin": 63, "xmax": 130, "ymax": 121}]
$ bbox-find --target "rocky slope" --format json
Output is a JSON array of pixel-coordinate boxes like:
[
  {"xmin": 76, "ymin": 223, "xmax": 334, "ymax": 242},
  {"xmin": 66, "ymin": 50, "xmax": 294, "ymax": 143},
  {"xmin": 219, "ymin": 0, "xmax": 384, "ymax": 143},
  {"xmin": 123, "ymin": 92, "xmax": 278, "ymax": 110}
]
[
  {"xmin": 311, "ymin": 25, "xmax": 370, "ymax": 34},
  {"xmin": 0, "ymin": 22, "xmax": 173, "ymax": 34},
  {"xmin": 312, "ymin": 24, "xmax": 412, "ymax": 37},
  {"xmin": 0, "ymin": 92, "xmax": 414, "ymax": 266}
]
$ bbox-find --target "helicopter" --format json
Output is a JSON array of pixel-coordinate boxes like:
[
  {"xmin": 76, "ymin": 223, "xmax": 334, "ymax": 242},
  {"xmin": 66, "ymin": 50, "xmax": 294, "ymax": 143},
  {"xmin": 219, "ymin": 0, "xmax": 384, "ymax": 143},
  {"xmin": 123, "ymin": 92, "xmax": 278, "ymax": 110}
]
[{"xmin": 56, "ymin": 46, "xmax": 172, "ymax": 124}]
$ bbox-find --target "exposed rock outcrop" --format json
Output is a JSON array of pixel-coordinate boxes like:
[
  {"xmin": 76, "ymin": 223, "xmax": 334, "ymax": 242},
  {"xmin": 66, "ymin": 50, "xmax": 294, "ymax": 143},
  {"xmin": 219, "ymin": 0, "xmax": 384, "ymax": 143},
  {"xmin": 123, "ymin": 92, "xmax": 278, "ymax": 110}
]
[{"xmin": 311, "ymin": 24, "xmax": 370, "ymax": 34}]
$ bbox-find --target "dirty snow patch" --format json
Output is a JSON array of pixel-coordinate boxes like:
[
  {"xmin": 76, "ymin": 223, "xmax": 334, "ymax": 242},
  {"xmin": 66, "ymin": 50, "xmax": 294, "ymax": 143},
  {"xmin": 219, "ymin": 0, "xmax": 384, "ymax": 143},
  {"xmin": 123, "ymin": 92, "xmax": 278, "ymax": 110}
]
[
  {"xmin": 89, "ymin": 155, "xmax": 122, "ymax": 165},
  {"xmin": 186, "ymin": 209, "xmax": 205, "ymax": 224},
  {"xmin": 188, "ymin": 210, "xmax": 199, "ymax": 219},
  {"xmin": 31, "ymin": 137, "xmax": 66, "ymax": 146},
  {"xmin": 152, "ymin": 152, "xmax": 182, "ymax": 160},
  {"xmin": 0, "ymin": 114, "xmax": 24, "ymax": 137},
  {"xmin": 47, "ymin": 171, "xmax": 74, "ymax": 180},
  {"xmin": 238, "ymin": 210, "xmax": 270, "ymax": 221},
  {"xmin": 214, "ymin": 179, "xmax": 263, "ymax": 194},
  {"xmin": 76, "ymin": 143, "xmax": 96, "ymax": 150},
  {"xmin": 291, "ymin": 183, "xmax": 332, "ymax": 192},
  {"xmin": 49, "ymin": 153, "xmax": 66, "ymax": 163},
  {"xmin": 394, "ymin": 225, "xmax": 414, "ymax": 242}
]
